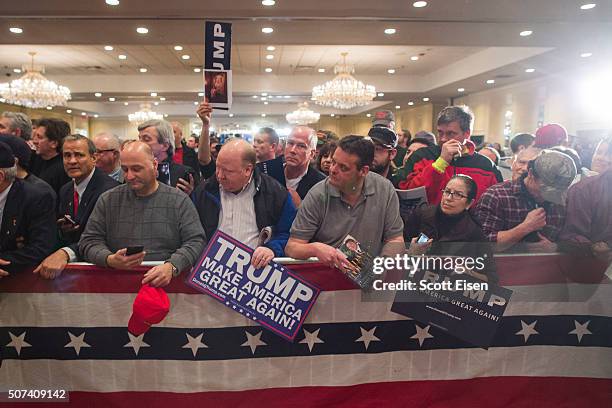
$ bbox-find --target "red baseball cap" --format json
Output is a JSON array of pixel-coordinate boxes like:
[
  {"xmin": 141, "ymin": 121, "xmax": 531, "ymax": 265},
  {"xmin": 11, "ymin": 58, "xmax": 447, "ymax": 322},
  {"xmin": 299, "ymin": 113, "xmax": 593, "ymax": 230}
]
[
  {"xmin": 534, "ymin": 123, "xmax": 568, "ymax": 148},
  {"xmin": 128, "ymin": 285, "xmax": 170, "ymax": 336}
]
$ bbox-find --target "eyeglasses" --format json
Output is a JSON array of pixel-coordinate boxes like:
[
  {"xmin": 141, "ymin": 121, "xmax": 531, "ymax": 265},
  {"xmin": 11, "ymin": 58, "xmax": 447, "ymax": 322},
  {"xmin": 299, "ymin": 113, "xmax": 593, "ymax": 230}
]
[
  {"xmin": 441, "ymin": 188, "xmax": 468, "ymax": 200},
  {"xmin": 94, "ymin": 149, "xmax": 117, "ymax": 155}
]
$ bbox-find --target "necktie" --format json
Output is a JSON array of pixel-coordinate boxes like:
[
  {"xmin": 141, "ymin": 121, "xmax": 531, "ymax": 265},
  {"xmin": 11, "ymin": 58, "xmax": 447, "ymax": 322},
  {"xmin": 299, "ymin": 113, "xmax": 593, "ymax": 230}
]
[{"xmin": 73, "ymin": 189, "xmax": 79, "ymax": 217}]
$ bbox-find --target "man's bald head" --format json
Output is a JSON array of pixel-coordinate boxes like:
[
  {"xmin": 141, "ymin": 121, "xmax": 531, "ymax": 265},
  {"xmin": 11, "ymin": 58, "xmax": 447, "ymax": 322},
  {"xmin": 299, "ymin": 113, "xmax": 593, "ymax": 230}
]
[
  {"xmin": 216, "ymin": 138, "xmax": 256, "ymax": 193},
  {"xmin": 218, "ymin": 138, "xmax": 256, "ymax": 168},
  {"xmin": 121, "ymin": 141, "xmax": 159, "ymax": 196},
  {"xmin": 289, "ymin": 126, "xmax": 317, "ymax": 150},
  {"xmin": 93, "ymin": 132, "xmax": 120, "ymax": 149},
  {"xmin": 93, "ymin": 132, "xmax": 122, "ymax": 174}
]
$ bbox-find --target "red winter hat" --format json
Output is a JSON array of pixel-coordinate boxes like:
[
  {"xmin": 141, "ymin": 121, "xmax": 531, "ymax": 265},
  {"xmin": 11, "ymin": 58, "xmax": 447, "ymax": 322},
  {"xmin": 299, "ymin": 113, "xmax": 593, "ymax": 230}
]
[
  {"xmin": 128, "ymin": 285, "xmax": 170, "ymax": 335},
  {"xmin": 535, "ymin": 123, "xmax": 568, "ymax": 148}
]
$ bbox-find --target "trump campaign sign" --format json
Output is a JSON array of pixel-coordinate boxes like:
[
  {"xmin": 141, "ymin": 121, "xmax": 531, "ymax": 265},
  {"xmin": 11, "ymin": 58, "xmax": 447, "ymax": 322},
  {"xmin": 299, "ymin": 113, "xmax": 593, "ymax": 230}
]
[{"xmin": 187, "ymin": 231, "xmax": 320, "ymax": 342}]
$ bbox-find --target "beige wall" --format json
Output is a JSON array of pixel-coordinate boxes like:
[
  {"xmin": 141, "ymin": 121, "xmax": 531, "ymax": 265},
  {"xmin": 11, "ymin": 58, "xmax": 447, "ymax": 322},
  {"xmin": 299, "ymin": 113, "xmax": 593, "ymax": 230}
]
[
  {"xmin": 0, "ymin": 102, "xmax": 89, "ymax": 136},
  {"xmin": 89, "ymin": 118, "xmax": 192, "ymax": 142},
  {"xmin": 453, "ymin": 72, "xmax": 610, "ymax": 145}
]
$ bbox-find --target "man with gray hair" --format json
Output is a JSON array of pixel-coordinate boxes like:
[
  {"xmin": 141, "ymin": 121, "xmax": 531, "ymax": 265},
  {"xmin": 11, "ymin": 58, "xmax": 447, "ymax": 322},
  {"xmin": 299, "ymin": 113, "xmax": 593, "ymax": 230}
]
[
  {"xmin": 93, "ymin": 132, "xmax": 123, "ymax": 182},
  {"xmin": 395, "ymin": 105, "xmax": 502, "ymax": 204},
  {"xmin": 284, "ymin": 126, "xmax": 325, "ymax": 204},
  {"xmin": 0, "ymin": 141, "xmax": 56, "ymax": 278},
  {"xmin": 0, "ymin": 111, "xmax": 33, "ymax": 141},
  {"xmin": 138, "ymin": 119, "xmax": 199, "ymax": 194}
]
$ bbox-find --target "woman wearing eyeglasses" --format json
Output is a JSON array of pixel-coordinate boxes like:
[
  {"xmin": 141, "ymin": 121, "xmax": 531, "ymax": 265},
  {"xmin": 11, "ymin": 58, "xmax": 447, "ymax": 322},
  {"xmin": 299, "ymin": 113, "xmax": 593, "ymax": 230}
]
[{"xmin": 404, "ymin": 174, "xmax": 497, "ymax": 282}]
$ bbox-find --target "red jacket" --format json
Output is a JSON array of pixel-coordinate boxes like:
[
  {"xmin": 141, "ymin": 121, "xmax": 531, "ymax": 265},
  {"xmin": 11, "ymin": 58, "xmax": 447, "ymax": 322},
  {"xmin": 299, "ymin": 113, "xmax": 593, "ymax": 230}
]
[{"xmin": 394, "ymin": 145, "xmax": 503, "ymax": 204}]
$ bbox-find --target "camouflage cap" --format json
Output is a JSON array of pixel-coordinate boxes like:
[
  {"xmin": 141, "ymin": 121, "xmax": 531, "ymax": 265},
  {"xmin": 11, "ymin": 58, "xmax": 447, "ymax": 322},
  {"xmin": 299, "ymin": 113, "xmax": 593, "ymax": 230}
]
[{"xmin": 532, "ymin": 150, "xmax": 577, "ymax": 205}]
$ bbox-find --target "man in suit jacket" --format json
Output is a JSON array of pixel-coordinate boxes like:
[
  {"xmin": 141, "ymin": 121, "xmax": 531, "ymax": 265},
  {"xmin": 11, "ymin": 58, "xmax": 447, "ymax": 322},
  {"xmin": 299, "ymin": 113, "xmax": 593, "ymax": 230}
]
[
  {"xmin": 33, "ymin": 135, "xmax": 119, "ymax": 279},
  {"xmin": 0, "ymin": 142, "xmax": 57, "ymax": 278},
  {"xmin": 138, "ymin": 119, "xmax": 200, "ymax": 194}
]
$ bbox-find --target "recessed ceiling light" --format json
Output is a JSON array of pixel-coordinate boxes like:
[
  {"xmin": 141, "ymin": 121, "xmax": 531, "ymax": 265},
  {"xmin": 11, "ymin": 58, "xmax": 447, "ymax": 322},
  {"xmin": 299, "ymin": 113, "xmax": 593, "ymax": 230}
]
[
  {"xmin": 262, "ymin": 0, "xmax": 275, "ymax": 6},
  {"xmin": 66, "ymin": 109, "xmax": 72, "ymax": 113},
  {"xmin": 94, "ymin": 114, "xmax": 99, "ymax": 118},
  {"xmin": 198, "ymin": 92, "xmax": 205, "ymax": 96},
  {"xmin": 265, "ymin": 67, "xmax": 273, "ymax": 73},
  {"xmin": 13, "ymin": 68, "xmax": 21, "ymax": 73},
  {"xmin": 181, "ymin": 55, "xmax": 190, "ymax": 60},
  {"xmin": 395, "ymin": 105, "xmax": 401, "ymax": 109},
  {"xmin": 366, "ymin": 113, "xmax": 372, "ymax": 118},
  {"xmin": 331, "ymin": 114, "xmax": 335, "ymax": 117},
  {"xmin": 266, "ymin": 54, "xmax": 274, "ymax": 60},
  {"xmin": 150, "ymin": 92, "xmax": 157, "ymax": 97},
  {"xmin": 261, "ymin": 92, "xmax": 268, "ymax": 96},
  {"xmin": 410, "ymin": 56, "xmax": 419, "ymax": 61},
  {"xmin": 519, "ymin": 30, "xmax": 533, "ymax": 37},
  {"xmin": 118, "ymin": 54, "xmax": 127, "ymax": 60},
  {"xmin": 580, "ymin": 3, "xmax": 596, "ymax": 10},
  {"xmin": 164, "ymin": 114, "xmax": 169, "ymax": 118},
  {"xmin": 94, "ymin": 92, "xmax": 102, "ymax": 97},
  {"xmin": 408, "ymin": 101, "xmax": 414, "ymax": 106},
  {"xmin": 384, "ymin": 28, "xmax": 396, "ymax": 35},
  {"xmin": 124, "ymin": 102, "xmax": 129, "ymax": 106},
  {"xmin": 457, "ymin": 88, "xmax": 465, "ymax": 92},
  {"xmin": 413, "ymin": 1, "xmax": 428, "ymax": 7},
  {"xmin": 194, "ymin": 101, "xmax": 199, "ymax": 105},
  {"xmin": 283, "ymin": 95, "xmax": 291, "ymax": 98},
  {"xmin": 262, "ymin": 27, "xmax": 274, "ymax": 34},
  {"xmin": 104, "ymin": 45, "xmax": 114, "ymax": 51},
  {"xmin": 310, "ymin": 97, "xmax": 316, "ymax": 101},
  {"xmin": 377, "ymin": 92, "xmax": 384, "ymax": 97},
  {"xmin": 136, "ymin": 27, "xmax": 149, "ymax": 34},
  {"xmin": 387, "ymin": 69, "xmax": 396, "ymax": 74},
  {"xmin": 46, "ymin": 106, "xmax": 52, "ymax": 110},
  {"xmin": 109, "ymin": 97, "xmax": 116, "ymax": 101},
  {"xmin": 252, "ymin": 95, "xmax": 259, "ymax": 99},
  {"xmin": 266, "ymin": 46, "xmax": 276, "ymax": 51},
  {"xmin": 264, "ymin": 101, "xmax": 269, "ymax": 105},
  {"xmin": 105, "ymin": 0, "xmax": 120, "ymax": 5},
  {"xmin": 229, "ymin": 113, "xmax": 234, "ymax": 117},
  {"xmin": 525, "ymin": 68, "xmax": 535, "ymax": 73},
  {"xmin": 193, "ymin": 67, "xmax": 202, "ymax": 73},
  {"xmin": 422, "ymin": 97, "xmax": 430, "ymax": 102},
  {"xmin": 318, "ymin": 68, "xmax": 325, "ymax": 73},
  {"xmin": 139, "ymin": 68, "xmax": 148, "ymax": 73},
  {"xmin": 159, "ymin": 97, "xmax": 166, "ymax": 101},
  {"xmin": 154, "ymin": 102, "xmax": 159, "ymax": 106},
  {"xmin": 261, "ymin": 97, "xmax": 267, "ymax": 101},
  {"xmin": 81, "ymin": 112, "xmax": 87, "ymax": 116},
  {"xmin": 486, "ymin": 79, "xmax": 495, "ymax": 84},
  {"xmin": 9, "ymin": 27, "xmax": 23, "ymax": 34},
  {"xmin": 580, "ymin": 52, "xmax": 593, "ymax": 58},
  {"xmin": 261, "ymin": 113, "xmax": 266, "ymax": 117},
  {"xmin": 174, "ymin": 45, "xmax": 183, "ymax": 51}
]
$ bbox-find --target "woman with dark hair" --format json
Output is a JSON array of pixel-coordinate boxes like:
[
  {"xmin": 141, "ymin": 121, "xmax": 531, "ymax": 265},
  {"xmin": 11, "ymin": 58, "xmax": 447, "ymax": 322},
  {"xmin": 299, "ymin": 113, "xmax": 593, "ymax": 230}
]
[
  {"xmin": 316, "ymin": 141, "xmax": 337, "ymax": 175},
  {"xmin": 404, "ymin": 174, "xmax": 497, "ymax": 282}
]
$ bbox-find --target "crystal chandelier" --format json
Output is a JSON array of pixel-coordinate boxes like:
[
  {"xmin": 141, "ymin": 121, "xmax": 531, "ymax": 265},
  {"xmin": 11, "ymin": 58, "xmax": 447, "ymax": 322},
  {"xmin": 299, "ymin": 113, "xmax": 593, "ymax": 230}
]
[
  {"xmin": 311, "ymin": 52, "xmax": 376, "ymax": 110},
  {"xmin": 285, "ymin": 102, "xmax": 320, "ymax": 125},
  {"xmin": 0, "ymin": 52, "xmax": 71, "ymax": 109},
  {"xmin": 128, "ymin": 103, "xmax": 163, "ymax": 123}
]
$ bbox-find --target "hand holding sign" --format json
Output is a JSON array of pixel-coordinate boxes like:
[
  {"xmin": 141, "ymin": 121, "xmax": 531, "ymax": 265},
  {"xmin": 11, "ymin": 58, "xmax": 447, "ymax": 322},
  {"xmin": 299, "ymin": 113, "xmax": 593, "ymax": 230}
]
[{"xmin": 251, "ymin": 246, "xmax": 275, "ymax": 269}]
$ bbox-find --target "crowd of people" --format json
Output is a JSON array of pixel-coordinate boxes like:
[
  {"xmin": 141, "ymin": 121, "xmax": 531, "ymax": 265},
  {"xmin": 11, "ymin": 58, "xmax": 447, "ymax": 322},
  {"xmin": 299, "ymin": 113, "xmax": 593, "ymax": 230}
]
[{"xmin": 0, "ymin": 101, "xmax": 610, "ymax": 286}]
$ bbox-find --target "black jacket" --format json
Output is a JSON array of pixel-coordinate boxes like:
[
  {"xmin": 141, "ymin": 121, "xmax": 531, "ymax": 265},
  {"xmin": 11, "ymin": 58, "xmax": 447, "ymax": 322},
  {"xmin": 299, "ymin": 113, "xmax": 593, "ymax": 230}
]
[
  {"xmin": 404, "ymin": 204, "xmax": 498, "ymax": 282},
  {"xmin": 192, "ymin": 168, "xmax": 297, "ymax": 257},
  {"xmin": 29, "ymin": 153, "xmax": 71, "ymax": 196},
  {"xmin": 179, "ymin": 140, "xmax": 201, "ymax": 178},
  {"xmin": 296, "ymin": 166, "xmax": 326, "ymax": 199},
  {"xmin": 158, "ymin": 160, "xmax": 201, "ymax": 188},
  {"xmin": 0, "ymin": 179, "xmax": 57, "ymax": 273},
  {"xmin": 58, "ymin": 168, "xmax": 120, "ymax": 255}
]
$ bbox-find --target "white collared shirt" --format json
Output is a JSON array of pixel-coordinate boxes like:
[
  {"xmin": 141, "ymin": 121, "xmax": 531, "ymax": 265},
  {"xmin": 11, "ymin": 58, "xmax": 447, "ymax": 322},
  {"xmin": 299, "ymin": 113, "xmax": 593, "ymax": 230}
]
[
  {"xmin": 218, "ymin": 178, "xmax": 260, "ymax": 249},
  {"xmin": 74, "ymin": 168, "xmax": 96, "ymax": 203},
  {"xmin": 0, "ymin": 182, "xmax": 13, "ymax": 225}
]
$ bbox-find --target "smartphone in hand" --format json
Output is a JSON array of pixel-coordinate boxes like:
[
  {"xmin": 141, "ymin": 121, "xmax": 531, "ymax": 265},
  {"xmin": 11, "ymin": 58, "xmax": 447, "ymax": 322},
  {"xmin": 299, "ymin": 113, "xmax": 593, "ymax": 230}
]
[{"xmin": 125, "ymin": 246, "xmax": 144, "ymax": 256}]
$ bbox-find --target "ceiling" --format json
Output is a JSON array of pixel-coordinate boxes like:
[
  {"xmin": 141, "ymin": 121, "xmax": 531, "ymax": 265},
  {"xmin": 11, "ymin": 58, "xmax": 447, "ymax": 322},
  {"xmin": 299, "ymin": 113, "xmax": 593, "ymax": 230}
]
[{"xmin": 1, "ymin": 0, "xmax": 611, "ymax": 125}]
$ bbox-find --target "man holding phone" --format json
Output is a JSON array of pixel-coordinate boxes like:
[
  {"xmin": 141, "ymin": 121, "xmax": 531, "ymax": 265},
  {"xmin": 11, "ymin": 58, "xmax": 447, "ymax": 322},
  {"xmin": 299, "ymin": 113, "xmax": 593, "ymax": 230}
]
[
  {"xmin": 394, "ymin": 106, "xmax": 502, "ymax": 204},
  {"xmin": 79, "ymin": 141, "xmax": 205, "ymax": 287},
  {"xmin": 34, "ymin": 135, "xmax": 119, "ymax": 279}
]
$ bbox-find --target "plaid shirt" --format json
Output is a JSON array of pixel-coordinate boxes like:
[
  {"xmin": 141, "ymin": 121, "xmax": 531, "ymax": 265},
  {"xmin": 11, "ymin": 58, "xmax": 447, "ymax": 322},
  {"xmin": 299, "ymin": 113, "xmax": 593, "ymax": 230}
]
[{"xmin": 473, "ymin": 179, "xmax": 566, "ymax": 243}]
